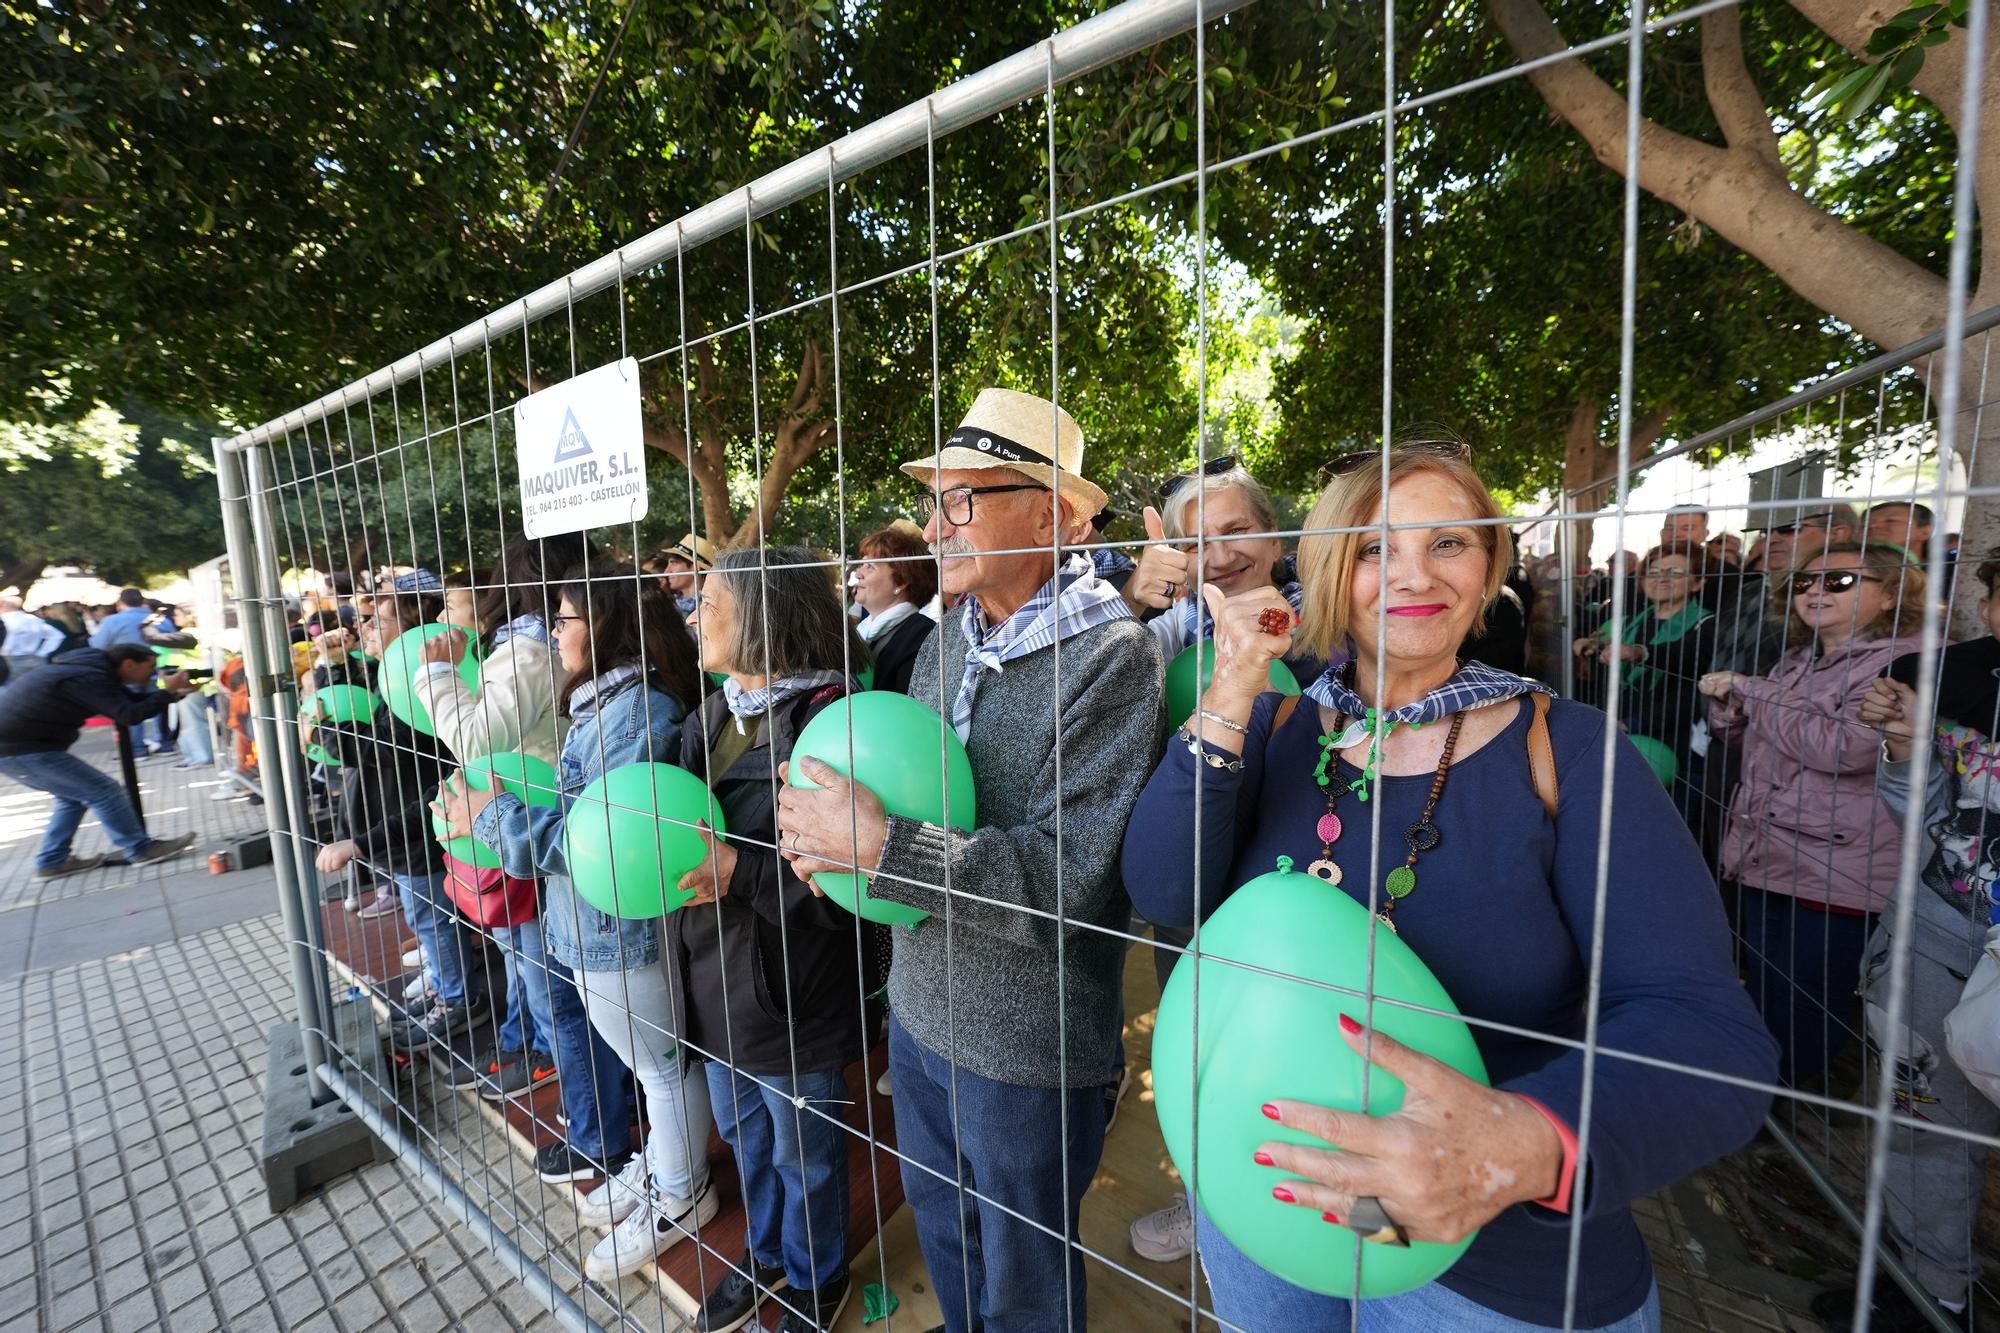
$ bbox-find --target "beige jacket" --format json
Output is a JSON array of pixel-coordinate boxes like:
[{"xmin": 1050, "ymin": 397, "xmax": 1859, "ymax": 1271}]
[{"xmin": 412, "ymin": 633, "xmax": 569, "ymax": 767}]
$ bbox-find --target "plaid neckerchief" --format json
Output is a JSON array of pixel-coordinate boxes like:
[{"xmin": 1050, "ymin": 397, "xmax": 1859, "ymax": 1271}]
[
  {"xmin": 569, "ymin": 664, "xmax": 642, "ymax": 721},
  {"xmin": 490, "ymin": 612, "xmax": 550, "ymax": 649},
  {"xmin": 1304, "ymin": 659, "xmax": 1552, "ymax": 748},
  {"xmin": 953, "ymin": 555, "xmax": 1131, "ymax": 741},
  {"xmin": 723, "ymin": 669, "xmax": 848, "ymax": 735},
  {"xmin": 1176, "ymin": 579, "xmax": 1305, "ymax": 645}
]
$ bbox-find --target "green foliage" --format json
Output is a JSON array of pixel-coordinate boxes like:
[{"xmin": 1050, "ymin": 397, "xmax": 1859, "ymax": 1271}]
[{"xmin": 1813, "ymin": 0, "xmax": 1972, "ymax": 121}]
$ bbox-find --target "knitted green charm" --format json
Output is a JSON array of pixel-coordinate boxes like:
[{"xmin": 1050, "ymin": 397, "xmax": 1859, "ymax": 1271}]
[{"xmin": 1385, "ymin": 865, "xmax": 1417, "ymax": 899}]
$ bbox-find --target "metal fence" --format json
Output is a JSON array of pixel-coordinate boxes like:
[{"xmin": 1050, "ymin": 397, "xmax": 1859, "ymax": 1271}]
[{"xmin": 206, "ymin": 0, "xmax": 2000, "ymax": 1329}]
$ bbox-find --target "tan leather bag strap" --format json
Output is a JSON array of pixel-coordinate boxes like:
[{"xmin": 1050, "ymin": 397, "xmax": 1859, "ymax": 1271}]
[
  {"xmin": 1527, "ymin": 690, "xmax": 1559, "ymax": 818},
  {"xmin": 1272, "ymin": 693, "xmax": 1302, "ymax": 735}
]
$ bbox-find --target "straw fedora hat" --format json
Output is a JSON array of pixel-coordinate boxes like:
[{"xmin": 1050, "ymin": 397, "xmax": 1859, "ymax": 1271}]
[
  {"xmin": 900, "ymin": 388, "xmax": 1109, "ymax": 520},
  {"xmin": 664, "ymin": 532, "xmax": 717, "ymax": 569}
]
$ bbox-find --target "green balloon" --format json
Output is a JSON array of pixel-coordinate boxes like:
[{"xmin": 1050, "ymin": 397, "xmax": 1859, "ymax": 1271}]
[
  {"xmin": 1165, "ymin": 642, "xmax": 1301, "ymax": 723},
  {"xmin": 787, "ymin": 693, "xmax": 975, "ymax": 927},
  {"xmin": 1626, "ymin": 734, "xmax": 1678, "ymax": 788},
  {"xmin": 1151, "ymin": 858, "xmax": 1489, "ymax": 1299},
  {"xmin": 306, "ymin": 683, "xmax": 380, "ymax": 725},
  {"xmin": 305, "ymin": 741, "xmax": 338, "ymax": 767},
  {"xmin": 433, "ymin": 752, "xmax": 562, "ymax": 869},
  {"xmin": 377, "ymin": 625, "xmax": 482, "ymax": 736},
  {"xmin": 856, "ymin": 665, "xmax": 875, "ymax": 692},
  {"xmin": 563, "ymin": 763, "xmax": 726, "ymax": 920}
]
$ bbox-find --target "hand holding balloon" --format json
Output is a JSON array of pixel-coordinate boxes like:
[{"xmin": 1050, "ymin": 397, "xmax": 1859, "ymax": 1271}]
[
  {"xmin": 676, "ymin": 820, "xmax": 736, "ymax": 908},
  {"xmin": 1257, "ymin": 1016, "xmax": 1564, "ymax": 1246},
  {"xmin": 776, "ymin": 756, "xmax": 889, "ymax": 890},
  {"xmin": 421, "ymin": 627, "xmax": 471, "ymax": 667},
  {"xmin": 430, "ymin": 771, "xmax": 496, "ymax": 841}
]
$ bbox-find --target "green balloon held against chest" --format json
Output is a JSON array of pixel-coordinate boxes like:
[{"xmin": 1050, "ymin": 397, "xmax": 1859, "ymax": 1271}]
[
  {"xmin": 377, "ymin": 625, "xmax": 483, "ymax": 737},
  {"xmin": 1166, "ymin": 641, "xmax": 1301, "ymax": 723},
  {"xmin": 563, "ymin": 762, "xmax": 726, "ymax": 919},
  {"xmin": 1151, "ymin": 857, "xmax": 1489, "ymax": 1299},
  {"xmin": 432, "ymin": 752, "xmax": 562, "ymax": 869},
  {"xmin": 305, "ymin": 683, "xmax": 379, "ymax": 725},
  {"xmin": 787, "ymin": 692, "xmax": 975, "ymax": 928}
]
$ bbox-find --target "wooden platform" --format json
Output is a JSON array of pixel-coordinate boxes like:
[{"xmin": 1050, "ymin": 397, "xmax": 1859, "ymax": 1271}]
[{"xmin": 319, "ymin": 889, "xmax": 1205, "ymax": 1330}]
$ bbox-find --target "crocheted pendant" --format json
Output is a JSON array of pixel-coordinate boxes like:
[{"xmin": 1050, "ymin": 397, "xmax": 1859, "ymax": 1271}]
[
  {"xmin": 1307, "ymin": 858, "xmax": 1343, "ymax": 886},
  {"xmin": 1385, "ymin": 865, "xmax": 1417, "ymax": 899},
  {"xmin": 1317, "ymin": 812, "xmax": 1343, "ymax": 844}
]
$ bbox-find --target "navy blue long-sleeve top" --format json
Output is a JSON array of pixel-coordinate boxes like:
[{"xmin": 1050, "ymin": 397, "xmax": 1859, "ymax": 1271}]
[{"xmin": 1123, "ymin": 691, "xmax": 1778, "ymax": 1326}]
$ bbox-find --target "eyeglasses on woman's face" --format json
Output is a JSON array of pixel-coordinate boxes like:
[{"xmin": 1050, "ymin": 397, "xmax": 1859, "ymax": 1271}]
[
  {"xmin": 1643, "ymin": 563, "xmax": 1693, "ymax": 581},
  {"xmin": 916, "ymin": 483, "xmax": 1048, "ymax": 528},
  {"xmin": 550, "ymin": 613, "xmax": 586, "ymax": 633},
  {"xmin": 1789, "ymin": 569, "xmax": 1878, "ymax": 595}
]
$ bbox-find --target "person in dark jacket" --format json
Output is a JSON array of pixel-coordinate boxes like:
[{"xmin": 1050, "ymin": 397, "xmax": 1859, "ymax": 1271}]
[
  {"xmin": 676, "ymin": 546, "xmax": 868, "ymax": 1333},
  {"xmin": 852, "ymin": 523, "xmax": 937, "ymax": 697},
  {"xmin": 0, "ymin": 644, "xmax": 198, "ymax": 877}
]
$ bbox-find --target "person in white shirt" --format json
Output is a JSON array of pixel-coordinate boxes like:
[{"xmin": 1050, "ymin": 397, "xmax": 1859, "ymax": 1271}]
[{"xmin": 1, "ymin": 597, "xmax": 66, "ymax": 682}]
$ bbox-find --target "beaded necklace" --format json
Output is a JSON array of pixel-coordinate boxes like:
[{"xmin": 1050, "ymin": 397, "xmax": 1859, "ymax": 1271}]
[{"xmin": 1305, "ymin": 704, "xmax": 1467, "ymax": 930}]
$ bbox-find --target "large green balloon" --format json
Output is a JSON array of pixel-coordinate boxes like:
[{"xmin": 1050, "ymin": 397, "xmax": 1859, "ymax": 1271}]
[
  {"xmin": 377, "ymin": 625, "xmax": 483, "ymax": 736},
  {"xmin": 432, "ymin": 752, "xmax": 562, "ymax": 869},
  {"xmin": 305, "ymin": 683, "xmax": 380, "ymax": 725},
  {"xmin": 563, "ymin": 763, "xmax": 727, "ymax": 919},
  {"xmin": 1165, "ymin": 642, "xmax": 1301, "ymax": 724},
  {"xmin": 1152, "ymin": 858, "xmax": 1489, "ymax": 1299},
  {"xmin": 787, "ymin": 693, "xmax": 976, "ymax": 927},
  {"xmin": 305, "ymin": 741, "xmax": 338, "ymax": 767},
  {"xmin": 1626, "ymin": 734, "xmax": 1678, "ymax": 788}
]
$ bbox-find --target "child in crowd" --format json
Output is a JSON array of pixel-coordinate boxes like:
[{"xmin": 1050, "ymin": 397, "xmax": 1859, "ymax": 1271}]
[
  {"xmin": 681, "ymin": 547, "xmax": 868, "ymax": 1333},
  {"xmin": 436, "ymin": 568, "xmax": 714, "ymax": 1282}
]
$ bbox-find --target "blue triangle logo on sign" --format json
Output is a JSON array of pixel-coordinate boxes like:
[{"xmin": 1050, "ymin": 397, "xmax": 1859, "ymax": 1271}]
[{"xmin": 551, "ymin": 407, "xmax": 593, "ymax": 463}]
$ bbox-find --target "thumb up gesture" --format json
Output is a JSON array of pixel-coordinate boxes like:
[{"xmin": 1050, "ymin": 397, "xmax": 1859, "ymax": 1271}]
[{"xmin": 1122, "ymin": 505, "xmax": 1192, "ymax": 614}]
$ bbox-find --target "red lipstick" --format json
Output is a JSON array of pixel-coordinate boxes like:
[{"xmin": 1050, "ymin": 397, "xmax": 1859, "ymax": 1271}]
[{"xmin": 1386, "ymin": 604, "xmax": 1446, "ymax": 617}]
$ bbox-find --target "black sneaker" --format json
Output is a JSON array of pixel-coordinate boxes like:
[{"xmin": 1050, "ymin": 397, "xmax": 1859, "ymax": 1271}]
[
  {"xmin": 773, "ymin": 1271, "xmax": 850, "ymax": 1333},
  {"xmin": 698, "ymin": 1261, "xmax": 790, "ymax": 1333},
  {"xmin": 1103, "ymin": 1066, "xmax": 1131, "ymax": 1136},
  {"xmin": 391, "ymin": 992, "xmax": 490, "ymax": 1051},
  {"xmin": 482, "ymin": 1049, "xmax": 558, "ymax": 1101},
  {"xmin": 475, "ymin": 1048, "xmax": 527, "ymax": 1100},
  {"xmin": 536, "ymin": 1140, "xmax": 629, "ymax": 1184},
  {"xmin": 440, "ymin": 1049, "xmax": 492, "ymax": 1090}
]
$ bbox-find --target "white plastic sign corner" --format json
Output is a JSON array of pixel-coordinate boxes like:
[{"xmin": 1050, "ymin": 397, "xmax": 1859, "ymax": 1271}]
[{"xmin": 513, "ymin": 357, "xmax": 648, "ymax": 538}]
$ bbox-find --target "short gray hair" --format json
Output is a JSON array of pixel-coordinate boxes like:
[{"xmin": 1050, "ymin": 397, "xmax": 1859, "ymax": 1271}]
[
  {"xmin": 1162, "ymin": 466, "xmax": 1279, "ymax": 540},
  {"xmin": 712, "ymin": 546, "xmax": 866, "ymax": 679}
]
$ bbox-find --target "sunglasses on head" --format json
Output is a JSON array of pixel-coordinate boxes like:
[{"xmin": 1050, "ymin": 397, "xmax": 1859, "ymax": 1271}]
[
  {"xmin": 1319, "ymin": 437, "xmax": 1472, "ymax": 480},
  {"xmin": 1159, "ymin": 455, "xmax": 1241, "ymax": 503},
  {"xmin": 1789, "ymin": 569, "xmax": 1879, "ymax": 594}
]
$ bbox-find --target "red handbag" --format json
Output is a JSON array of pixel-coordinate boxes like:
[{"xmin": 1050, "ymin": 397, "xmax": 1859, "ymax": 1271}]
[{"xmin": 442, "ymin": 852, "xmax": 539, "ymax": 928}]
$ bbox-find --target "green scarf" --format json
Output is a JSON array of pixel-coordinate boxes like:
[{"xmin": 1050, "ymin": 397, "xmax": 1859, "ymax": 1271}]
[{"xmin": 1612, "ymin": 601, "xmax": 1707, "ymax": 691}]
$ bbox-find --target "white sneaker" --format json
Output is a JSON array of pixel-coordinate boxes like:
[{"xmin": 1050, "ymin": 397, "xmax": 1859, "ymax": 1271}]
[
  {"xmin": 577, "ymin": 1148, "xmax": 653, "ymax": 1229},
  {"xmin": 403, "ymin": 975, "xmax": 430, "ymax": 1002},
  {"xmin": 1130, "ymin": 1192, "xmax": 1194, "ymax": 1263},
  {"xmin": 875, "ymin": 1067, "xmax": 893, "ymax": 1097},
  {"xmin": 400, "ymin": 947, "xmax": 422, "ymax": 970},
  {"xmin": 583, "ymin": 1177, "xmax": 719, "ymax": 1282}
]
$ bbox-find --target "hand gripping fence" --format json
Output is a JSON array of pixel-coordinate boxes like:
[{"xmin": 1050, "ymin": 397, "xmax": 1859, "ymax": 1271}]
[{"xmin": 207, "ymin": 0, "xmax": 1998, "ymax": 1328}]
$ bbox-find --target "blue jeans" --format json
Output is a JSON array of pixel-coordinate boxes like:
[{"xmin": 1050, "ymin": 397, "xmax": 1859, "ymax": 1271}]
[
  {"xmin": 705, "ymin": 1061, "xmax": 850, "ymax": 1292},
  {"xmin": 396, "ymin": 872, "xmax": 481, "ymax": 1007},
  {"xmin": 493, "ymin": 920, "xmax": 632, "ymax": 1164},
  {"xmin": 0, "ymin": 749, "xmax": 156, "ymax": 868},
  {"xmin": 175, "ymin": 696, "xmax": 214, "ymax": 765},
  {"xmin": 889, "ymin": 1013, "xmax": 1105, "ymax": 1333},
  {"xmin": 1735, "ymin": 885, "xmax": 1875, "ymax": 1086},
  {"xmin": 1195, "ymin": 1212, "xmax": 1662, "ymax": 1332},
  {"xmin": 491, "ymin": 918, "xmax": 555, "ymax": 1054}
]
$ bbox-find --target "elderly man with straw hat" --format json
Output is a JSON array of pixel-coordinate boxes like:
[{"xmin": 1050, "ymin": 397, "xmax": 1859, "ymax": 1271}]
[
  {"xmin": 652, "ymin": 532, "xmax": 715, "ymax": 617},
  {"xmin": 777, "ymin": 387, "xmax": 1163, "ymax": 1332}
]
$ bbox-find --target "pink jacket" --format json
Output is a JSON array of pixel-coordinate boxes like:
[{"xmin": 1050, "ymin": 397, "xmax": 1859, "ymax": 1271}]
[{"xmin": 1712, "ymin": 635, "xmax": 1917, "ymax": 913}]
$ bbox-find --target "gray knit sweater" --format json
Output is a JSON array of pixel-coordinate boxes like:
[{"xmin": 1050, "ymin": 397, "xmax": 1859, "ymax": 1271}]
[{"xmin": 872, "ymin": 609, "xmax": 1164, "ymax": 1089}]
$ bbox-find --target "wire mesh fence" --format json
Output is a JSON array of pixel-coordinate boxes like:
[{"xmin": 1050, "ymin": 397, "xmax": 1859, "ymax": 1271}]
[{"xmin": 200, "ymin": 0, "xmax": 1999, "ymax": 1329}]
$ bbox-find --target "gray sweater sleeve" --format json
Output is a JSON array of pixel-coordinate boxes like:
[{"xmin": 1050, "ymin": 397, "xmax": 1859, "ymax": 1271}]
[
  {"xmin": 1876, "ymin": 749, "xmax": 1949, "ymax": 828},
  {"xmin": 870, "ymin": 621, "xmax": 1165, "ymax": 948}
]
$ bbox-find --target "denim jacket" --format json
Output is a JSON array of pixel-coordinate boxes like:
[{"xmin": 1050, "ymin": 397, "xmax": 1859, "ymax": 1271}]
[{"xmin": 473, "ymin": 667, "xmax": 688, "ymax": 972}]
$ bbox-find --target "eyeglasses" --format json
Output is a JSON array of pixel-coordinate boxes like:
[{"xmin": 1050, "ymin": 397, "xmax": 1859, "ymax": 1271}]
[
  {"xmin": 550, "ymin": 614, "xmax": 585, "ymax": 632},
  {"xmin": 354, "ymin": 614, "xmax": 376, "ymax": 625},
  {"xmin": 1159, "ymin": 455, "xmax": 1241, "ymax": 502},
  {"xmin": 917, "ymin": 483, "xmax": 1048, "ymax": 527},
  {"xmin": 1789, "ymin": 570, "xmax": 1880, "ymax": 594},
  {"xmin": 1319, "ymin": 437, "xmax": 1472, "ymax": 480}
]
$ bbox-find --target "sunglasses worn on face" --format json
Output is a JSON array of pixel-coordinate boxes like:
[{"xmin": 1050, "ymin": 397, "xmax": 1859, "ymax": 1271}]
[
  {"xmin": 1159, "ymin": 455, "xmax": 1241, "ymax": 503},
  {"xmin": 1789, "ymin": 570, "xmax": 1878, "ymax": 594},
  {"xmin": 1320, "ymin": 438, "xmax": 1472, "ymax": 480}
]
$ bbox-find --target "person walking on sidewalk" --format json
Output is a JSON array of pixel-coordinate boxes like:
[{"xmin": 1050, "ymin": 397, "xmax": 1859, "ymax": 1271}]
[{"xmin": 0, "ymin": 643, "xmax": 198, "ymax": 878}]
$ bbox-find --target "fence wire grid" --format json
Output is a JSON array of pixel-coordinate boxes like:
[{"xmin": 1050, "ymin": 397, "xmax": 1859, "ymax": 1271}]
[{"xmin": 199, "ymin": 0, "xmax": 2000, "ymax": 1330}]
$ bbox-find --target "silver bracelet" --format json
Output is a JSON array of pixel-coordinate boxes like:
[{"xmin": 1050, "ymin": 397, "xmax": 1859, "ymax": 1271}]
[
  {"xmin": 1197, "ymin": 710, "xmax": 1249, "ymax": 735},
  {"xmin": 1180, "ymin": 727, "xmax": 1245, "ymax": 772}
]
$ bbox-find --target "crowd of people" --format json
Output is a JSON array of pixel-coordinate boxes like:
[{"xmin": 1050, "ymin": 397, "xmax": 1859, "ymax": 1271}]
[{"xmin": 10, "ymin": 386, "xmax": 1993, "ymax": 1331}]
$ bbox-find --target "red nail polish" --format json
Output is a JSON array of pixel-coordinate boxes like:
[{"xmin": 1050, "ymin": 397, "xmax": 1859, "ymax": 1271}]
[
  {"xmin": 1261, "ymin": 1103, "xmax": 1281, "ymax": 1121},
  {"xmin": 1339, "ymin": 1012, "xmax": 1363, "ymax": 1035},
  {"xmin": 1272, "ymin": 1186, "xmax": 1296, "ymax": 1204},
  {"xmin": 1322, "ymin": 1211, "xmax": 1342, "ymax": 1225},
  {"xmin": 1253, "ymin": 1151, "xmax": 1275, "ymax": 1166}
]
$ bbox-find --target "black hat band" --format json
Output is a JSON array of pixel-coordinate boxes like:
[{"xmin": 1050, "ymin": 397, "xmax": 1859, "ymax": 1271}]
[{"xmin": 947, "ymin": 425, "xmax": 1041, "ymax": 466}]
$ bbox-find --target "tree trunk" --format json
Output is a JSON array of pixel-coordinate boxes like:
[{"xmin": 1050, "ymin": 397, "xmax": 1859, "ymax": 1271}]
[{"xmin": 1561, "ymin": 398, "xmax": 1678, "ymax": 563}]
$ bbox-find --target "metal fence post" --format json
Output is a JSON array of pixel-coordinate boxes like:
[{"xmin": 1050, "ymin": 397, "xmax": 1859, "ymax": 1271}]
[{"xmin": 212, "ymin": 435, "xmax": 334, "ymax": 1103}]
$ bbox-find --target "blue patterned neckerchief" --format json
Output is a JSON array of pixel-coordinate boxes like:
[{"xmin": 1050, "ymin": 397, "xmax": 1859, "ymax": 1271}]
[
  {"xmin": 1176, "ymin": 579, "xmax": 1304, "ymax": 644},
  {"xmin": 1302, "ymin": 660, "xmax": 1554, "ymax": 796},
  {"xmin": 953, "ymin": 555, "xmax": 1131, "ymax": 741},
  {"xmin": 490, "ymin": 612, "xmax": 550, "ymax": 650},
  {"xmin": 569, "ymin": 664, "xmax": 642, "ymax": 721},
  {"xmin": 723, "ymin": 669, "xmax": 848, "ymax": 734}
]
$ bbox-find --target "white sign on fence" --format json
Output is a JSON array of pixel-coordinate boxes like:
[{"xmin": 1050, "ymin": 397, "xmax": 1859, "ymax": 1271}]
[{"xmin": 513, "ymin": 357, "xmax": 648, "ymax": 538}]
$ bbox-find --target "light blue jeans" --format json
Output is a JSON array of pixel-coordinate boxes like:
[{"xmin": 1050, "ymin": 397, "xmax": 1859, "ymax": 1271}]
[
  {"xmin": 0, "ymin": 749, "xmax": 156, "ymax": 868},
  {"xmin": 174, "ymin": 695, "xmax": 214, "ymax": 765},
  {"xmin": 1195, "ymin": 1212, "xmax": 1661, "ymax": 1333}
]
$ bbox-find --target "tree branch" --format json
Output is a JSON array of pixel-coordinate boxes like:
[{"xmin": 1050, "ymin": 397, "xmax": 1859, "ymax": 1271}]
[{"xmin": 1700, "ymin": 9, "xmax": 1782, "ymax": 172}]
